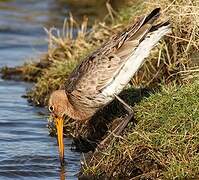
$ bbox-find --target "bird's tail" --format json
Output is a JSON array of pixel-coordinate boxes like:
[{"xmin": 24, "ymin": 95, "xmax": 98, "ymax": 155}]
[
  {"xmin": 101, "ymin": 8, "xmax": 171, "ymax": 99},
  {"xmin": 128, "ymin": 8, "xmax": 170, "ymax": 43}
]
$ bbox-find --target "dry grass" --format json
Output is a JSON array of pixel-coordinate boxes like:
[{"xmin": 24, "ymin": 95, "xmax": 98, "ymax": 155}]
[
  {"xmin": 26, "ymin": 13, "xmax": 120, "ymax": 106},
  {"xmin": 129, "ymin": 0, "xmax": 199, "ymax": 88},
  {"xmin": 1, "ymin": 0, "xmax": 197, "ymax": 107}
]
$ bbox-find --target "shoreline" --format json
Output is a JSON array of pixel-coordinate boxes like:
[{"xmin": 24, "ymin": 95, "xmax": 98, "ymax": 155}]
[{"xmin": 1, "ymin": 0, "xmax": 199, "ymax": 179}]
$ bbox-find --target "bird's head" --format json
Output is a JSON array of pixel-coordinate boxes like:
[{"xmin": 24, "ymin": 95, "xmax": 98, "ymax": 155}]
[
  {"xmin": 48, "ymin": 90, "xmax": 69, "ymax": 119},
  {"xmin": 48, "ymin": 90, "xmax": 68, "ymax": 166}
]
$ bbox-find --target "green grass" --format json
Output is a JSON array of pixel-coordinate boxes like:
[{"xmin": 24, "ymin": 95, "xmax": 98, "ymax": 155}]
[
  {"xmin": 82, "ymin": 81, "xmax": 199, "ymax": 179},
  {"xmin": 134, "ymin": 82, "xmax": 199, "ymax": 179}
]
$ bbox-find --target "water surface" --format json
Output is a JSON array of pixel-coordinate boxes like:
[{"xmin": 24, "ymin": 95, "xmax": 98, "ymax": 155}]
[{"xmin": 0, "ymin": 0, "xmax": 82, "ymax": 179}]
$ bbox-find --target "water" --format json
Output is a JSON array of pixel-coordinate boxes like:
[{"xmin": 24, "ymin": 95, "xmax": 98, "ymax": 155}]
[
  {"xmin": 0, "ymin": 0, "xmax": 84, "ymax": 179},
  {"xmin": 0, "ymin": 80, "xmax": 80, "ymax": 180}
]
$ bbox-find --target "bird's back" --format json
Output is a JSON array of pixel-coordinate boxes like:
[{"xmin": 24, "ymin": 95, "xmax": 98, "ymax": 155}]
[{"xmin": 65, "ymin": 8, "xmax": 170, "ymax": 118}]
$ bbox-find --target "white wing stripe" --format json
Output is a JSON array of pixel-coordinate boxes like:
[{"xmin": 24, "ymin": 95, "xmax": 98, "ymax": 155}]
[{"xmin": 101, "ymin": 25, "xmax": 170, "ymax": 103}]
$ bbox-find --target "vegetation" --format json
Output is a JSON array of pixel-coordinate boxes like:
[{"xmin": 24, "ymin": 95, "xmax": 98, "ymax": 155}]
[
  {"xmin": 1, "ymin": 0, "xmax": 199, "ymax": 178},
  {"xmin": 79, "ymin": 0, "xmax": 199, "ymax": 178},
  {"xmin": 81, "ymin": 81, "xmax": 199, "ymax": 179},
  {"xmin": 1, "ymin": 0, "xmax": 198, "ymax": 106}
]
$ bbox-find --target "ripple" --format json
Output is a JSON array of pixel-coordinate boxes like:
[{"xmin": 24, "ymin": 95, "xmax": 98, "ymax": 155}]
[{"xmin": 0, "ymin": 0, "xmax": 82, "ymax": 179}]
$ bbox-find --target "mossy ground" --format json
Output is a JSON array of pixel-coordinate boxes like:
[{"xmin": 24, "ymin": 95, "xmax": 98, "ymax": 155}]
[{"xmin": 81, "ymin": 81, "xmax": 199, "ymax": 179}]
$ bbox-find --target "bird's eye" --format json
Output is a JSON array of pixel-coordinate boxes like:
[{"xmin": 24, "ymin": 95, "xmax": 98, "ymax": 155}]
[{"xmin": 49, "ymin": 105, "xmax": 54, "ymax": 112}]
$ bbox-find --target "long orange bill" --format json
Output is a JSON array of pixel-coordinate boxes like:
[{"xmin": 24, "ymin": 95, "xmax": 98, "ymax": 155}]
[{"xmin": 55, "ymin": 118, "xmax": 65, "ymax": 166}]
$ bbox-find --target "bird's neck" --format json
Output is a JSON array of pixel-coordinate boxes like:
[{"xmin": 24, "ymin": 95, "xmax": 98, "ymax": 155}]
[{"xmin": 65, "ymin": 94, "xmax": 90, "ymax": 122}]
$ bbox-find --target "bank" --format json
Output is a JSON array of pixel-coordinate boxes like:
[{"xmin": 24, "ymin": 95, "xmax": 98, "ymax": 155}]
[{"xmin": 1, "ymin": 0, "xmax": 199, "ymax": 179}]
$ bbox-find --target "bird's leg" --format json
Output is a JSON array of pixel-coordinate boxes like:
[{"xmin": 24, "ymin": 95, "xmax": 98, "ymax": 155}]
[
  {"xmin": 74, "ymin": 121, "xmax": 82, "ymax": 137},
  {"xmin": 98, "ymin": 94, "xmax": 134, "ymax": 149},
  {"xmin": 114, "ymin": 94, "xmax": 134, "ymax": 115},
  {"xmin": 114, "ymin": 94, "xmax": 134, "ymax": 132}
]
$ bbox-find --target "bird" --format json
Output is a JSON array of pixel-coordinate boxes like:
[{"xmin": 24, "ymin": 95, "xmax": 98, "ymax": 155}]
[{"xmin": 48, "ymin": 8, "xmax": 170, "ymax": 166}]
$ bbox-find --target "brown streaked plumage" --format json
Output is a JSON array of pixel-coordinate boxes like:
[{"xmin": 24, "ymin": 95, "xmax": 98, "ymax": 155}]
[{"xmin": 48, "ymin": 8, "xmax": 171, "ymax": 166}]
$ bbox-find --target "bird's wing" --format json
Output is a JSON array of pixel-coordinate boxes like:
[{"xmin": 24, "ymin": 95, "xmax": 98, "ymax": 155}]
[{"xmin": 65, "ymin": 8, "xmax": 161, "ymax": 98}]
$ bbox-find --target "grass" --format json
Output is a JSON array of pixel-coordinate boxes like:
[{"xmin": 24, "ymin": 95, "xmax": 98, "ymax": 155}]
[
  {"xmin": 0, "ymin": 0, "xmax": 199, "ymax": 178},
  {"xmin": 78, "ymin": 0, "xmax": 199, "ymax": 179},
  {"xmin": 82, "ymin": 81, "xmax": 199, "ymax": 179},
  {"xmin": 26, "ymin": 46, "xmax": 94, "ymax": 106}
]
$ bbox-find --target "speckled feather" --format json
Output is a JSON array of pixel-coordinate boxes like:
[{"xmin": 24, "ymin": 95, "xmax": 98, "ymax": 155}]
[{"xmin": 64, "ymin": 8, "xmax": 170, "ymax": 118}]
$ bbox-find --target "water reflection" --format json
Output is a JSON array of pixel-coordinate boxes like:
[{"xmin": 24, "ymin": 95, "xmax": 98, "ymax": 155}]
[
  {"xmin": 0, "ymin": 0, "xmax": 66, "ymax": 67},
  {"xmin": 60, "ymin": 167, "xmax": 66, "ymax": 180},
  {"xmin": 0, "ymin": 0, "xmax": 82, "ymax": 179},
  {"xmin": 0, "ymin": 79, "xmax": 81, "ymax": 180}
]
